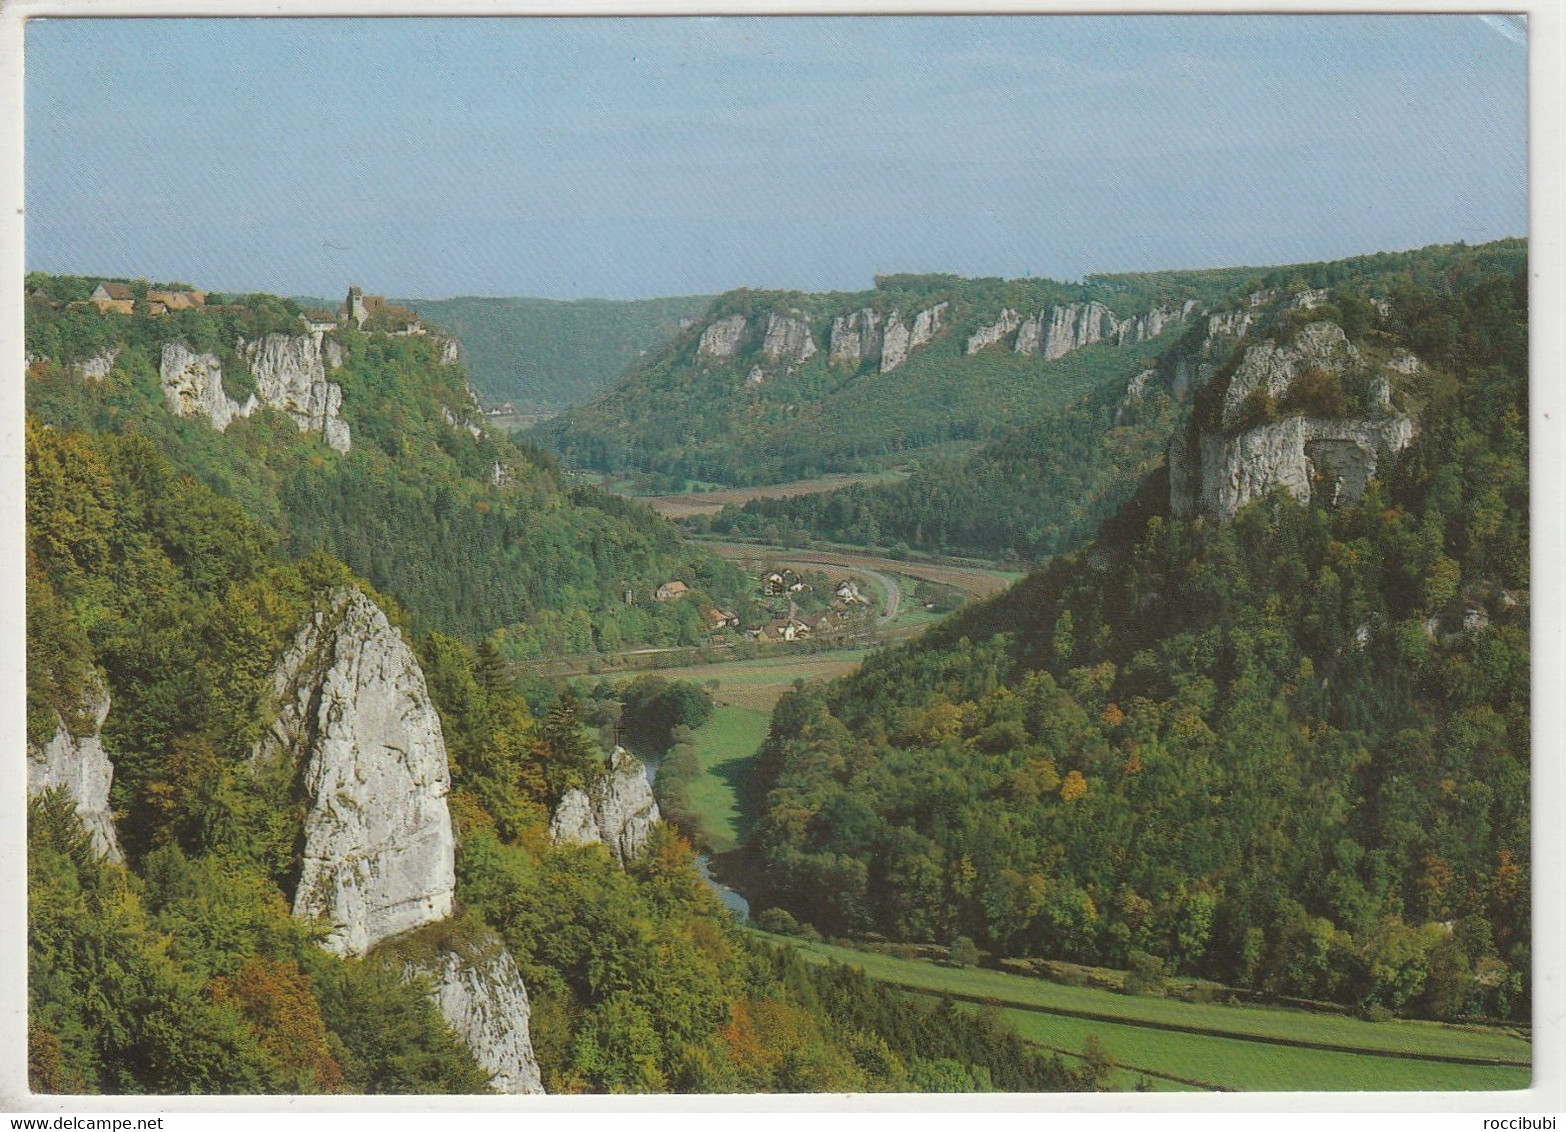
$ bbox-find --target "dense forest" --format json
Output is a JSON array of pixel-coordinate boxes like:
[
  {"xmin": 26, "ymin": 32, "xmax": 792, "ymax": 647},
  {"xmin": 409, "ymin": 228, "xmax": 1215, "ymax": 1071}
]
[
  {"xmin": 703, "ymin": 357, "xmax": 1177, "ymax": 561},
  {"xmin": 25, "ymin": 274, "xmax": 749, "ymax": 652},
  {"xmin": 25, "ymin": 417, "xmax": 1098, "ymax": 1095},
  {"xmin": 397, "ymin": 293, "xmax": 712, "ymax": 411},
  {"xmin": 534, "ymin": 270, "xmax": 1242, "ymax": 488},
  {"xmin": 747, "ymin": 246, "xmax": 1530, "ymax": 1023}
]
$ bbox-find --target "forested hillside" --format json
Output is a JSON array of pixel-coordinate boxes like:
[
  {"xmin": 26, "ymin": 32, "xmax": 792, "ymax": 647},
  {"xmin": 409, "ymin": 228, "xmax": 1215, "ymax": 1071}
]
[
  {"xmin": 25, "ymin": 274, "xmax": 746, "ymax": 654},
  {"xmin": 536, "ymin": 270, "xmax": 1250, "ymax": 488},
  {"xmin": 705, "ymin": 241, "xmax": 1529, "ymax": 563},
  {"xmin": 398, "ymin": 294, "xmax": 713, "ymax": 411},
  {"xmin": 748, "ymin": 244, "xmax": 1530, "ymax": 1023},
  {"xmin": 26, "ymin": 419, "xmax": 1101, "ymax": 1094}
]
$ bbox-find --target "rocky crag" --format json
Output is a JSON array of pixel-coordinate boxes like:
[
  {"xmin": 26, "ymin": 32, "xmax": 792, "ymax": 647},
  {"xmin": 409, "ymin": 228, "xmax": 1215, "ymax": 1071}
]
[
  {"xmin": 549, "ymin": 747, "xmax": 660, "ymax": 864},
  {"xmin": 255, "ymin": 585, "xmax": 543, "ymax": 1092},
  {"xmin": 160, "ymin": 341, "xmax": 251, "ymax": 431},
  {"xmin": 26, "ymin": 681, "xmax": 124, "ymax": 863},
  {"xmin": 157, "ymin": 334, "xmax": 351, "ymax": 452},
  {"xmin": 254, "ymin": 586, "xmax": 456, "ymax": 957},
  {"xmin": 241, "ymin": 333, "xmax": 352, "ymax": 453},
  {"xmin": 967, "ymin": 299, "xmax": 1193, "ymax": 361},
  {"xmin": 405, "ymin": 931, "xmax": 544, "ymax": 1095},
  {"xmin": 695, "ymin": 301, "xmax": 950, "ymax": 378},
  {"xmin": 1169, "ymin": 315, "xmax": 1417, "ymax": 524}
]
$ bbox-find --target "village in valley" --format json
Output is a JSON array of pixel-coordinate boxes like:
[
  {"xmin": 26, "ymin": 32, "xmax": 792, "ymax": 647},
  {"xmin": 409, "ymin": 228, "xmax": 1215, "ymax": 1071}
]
[{"xmin": 654, "ymin": 564, "xmax": 876, "ymax": 646}]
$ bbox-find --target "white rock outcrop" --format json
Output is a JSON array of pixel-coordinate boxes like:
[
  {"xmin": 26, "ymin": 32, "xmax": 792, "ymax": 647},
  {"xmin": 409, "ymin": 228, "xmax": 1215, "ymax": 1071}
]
[
  {"xmin": 257, "ymin": 587, "xmax": 455, "ymax": 957},
  {"xmin": 1206, "ymin": 309, "xmax": 1254, "ymax": 344},
  {"xmin": 1115, "ymin": 368, "xmax": 1157, "ymax": 426},
  {"xmin": 830, "ymin": 308, "xmax": 882, "ymax": 366},
  {"xmin": 1002, "ymin": 300, "xmax": 1187, "ymax": 362},
  {"xmin": 411, "ymin": 935, "xmax": 544, "ymax": 1095},
  {"xmin": 879, "ymin": 312, "xmax": 912, "ymax": 373},
  {"xmin": 698, "ymin": 314, "xmax": 749, "ymax": 360},
  {"xmin": 324, "ymin": 338, "xmax": 345, "ymax": 370},
  {"xmin": 242, "ymin": 333, "xmax": 352, "ymax": 453},
  {"xmin": 966, "ymin": 309, "xmax": 1021, "ymax": 355},
  {"xmin": 549, "ymin": 747, "xmax": 660, "ymax": 864},
  {"xmin": 879, "ymin": 303, "xmax": 946, "ymax": 373},
  {"xmin": 438, "ymin": 338, "xmax": 461, "ymax": 366},
  {"xmin": 1043, "ymin": 301, "xmax": 1114, "ymax": 360},
  {"xmin": 27, "ymin": 684, "xmax": 123, "ymax": 862},
  {"xmin": 160, "ymin": 342, "xmax": 245, "ymax": 430},
  {"xmin": 1219, "ymin": 322, "xmax": 1361, "ymax": 432},
  {"xmin": 1172, "ymin": 413, "xmax": 1415, "ymax": 524},
  {"xmin": 71, "ymin": 348, "xmax": 120, "ymax": 382},
  {"xmin": 1113, "ymin": 306, "xmax": 1177, "ymax": 347},
  {"xmin": 442, "ymin": 405, "xmax": 483, "ymax": 440},
  {"xmin": 762, "ymin": 311, "xmax": 817, "ymax": 364},
  {"xmin": 1386, "ymin": 348, "xmax": 1423, "ymax": 376}
]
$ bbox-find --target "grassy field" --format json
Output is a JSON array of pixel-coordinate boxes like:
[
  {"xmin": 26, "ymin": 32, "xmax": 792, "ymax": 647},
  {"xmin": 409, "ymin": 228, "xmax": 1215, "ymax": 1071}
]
[
  {"xmin": 621, "ymin": 648, "xmax": 872, "ymax": 713},
  {"xmin": 681, "ymin": 704, "xmax": 772, "ymax": 852},
  {"xmin": 990, "ymin": 1007, "xmax": 1528, "ymax": 1092},
  {"xmin": 748, "ymin": 932, "xmax": 1530, "ymax": 1092},
  {"xmin": 644, "ymin": 470, "xmax": 911, "ymax": 520}
]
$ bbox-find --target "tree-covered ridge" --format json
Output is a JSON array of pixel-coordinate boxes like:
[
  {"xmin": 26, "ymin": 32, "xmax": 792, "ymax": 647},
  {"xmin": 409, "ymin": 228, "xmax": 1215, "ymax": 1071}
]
[
  {"xmin": 704, "ymin": 239, "xmax": 1529, "ymax": 562},
  {"xmin": 398, "ymin": 293, "xmax": 714, "ymax": 411},
  {"xmin": 533, "ymin": 267, "xmax": 1240, "ymax": 488},
  {"xmin": 25, "ymin": 274, "xmax": 750, "ymax": 648},
  {"xmin": 26, "ymin": 422, "xmax": 1092, "ymax": 1094},
  {"xmin": 747, "ymin": 256, "xmax": 1529, "ymax": 1023},
  {"xmin": 704, "ymin": 335, "xmax": 1180, "ymax": 561}
]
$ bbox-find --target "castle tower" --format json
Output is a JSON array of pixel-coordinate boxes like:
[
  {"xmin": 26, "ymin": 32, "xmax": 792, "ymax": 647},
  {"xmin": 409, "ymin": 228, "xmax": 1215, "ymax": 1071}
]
[{"xmin": 348, "ymin": 285, "xmax": 367, "ymax": 329}]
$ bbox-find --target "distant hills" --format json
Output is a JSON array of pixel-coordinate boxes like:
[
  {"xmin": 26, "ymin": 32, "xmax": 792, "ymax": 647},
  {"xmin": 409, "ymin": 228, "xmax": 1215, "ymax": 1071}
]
[
  {"xmin": 532, "ymin": 269, "xmax": 1257, "ymax": 490},
  {"xmin": 392, "ymin": 294, "xmax": 714, "ymax": 412}
]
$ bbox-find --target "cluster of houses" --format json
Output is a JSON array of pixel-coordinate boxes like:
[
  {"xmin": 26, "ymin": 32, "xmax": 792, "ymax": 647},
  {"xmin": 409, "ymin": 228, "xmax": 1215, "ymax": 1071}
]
[
  {"xmin": 83, "ymin": 281, "xmax": 208, "ymax": 316},
  {"xmin": 749, "ymin": 609, "xmax": 852, "ymax": 643},
  {"xmin": 648, "ymin": 565, "xmax": 872, "ymax": 644}
]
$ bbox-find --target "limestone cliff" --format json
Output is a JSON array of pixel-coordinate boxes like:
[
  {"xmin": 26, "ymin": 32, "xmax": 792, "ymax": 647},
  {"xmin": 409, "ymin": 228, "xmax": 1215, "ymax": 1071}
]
[
  {"xmin": 1114, "ymin": 368, "xmax": 1157, "ymax": 427},
  {"xmin": 160, "ymin": 342, "xmax": 247, "ymax": 430},
  {"xmin": 241, "ymin": 333, "xmax": 352, "ymax": 453},
  {"xmin": 549, "ymin": 747, "xmax": 660, "ymax": 864},
  {"xmin": 1219, "ymin": 322, "xmax": 1360, "ymax": 432},
  {"xmin": 1172, "ymin": 414, "xmax": 1415, "ymax": 524},
  {"xmin": 965, "ymin": 309, "xmax": 1021, "ymax": 355},
  {"xmin": 1206, "ymin": 308, "xmax": 1254, "ymax": 344},
  {"xmin": 256, "ymin": 587, "xmax": 455, "ymax": 957},
  {"xmin": 71, "ymin": 348, "xmax": 120, "ymax": 382},
  {"xmin": 1170, "ymin": 318, "xmax": 1417, "ymax": 524},
  {"xmin": 406, "ymin": 932, "xmax": 544, "ymax": 1095},
  {"xmin": 698, "ymin": 314, "xmax": 749, "ymax": 360},
  {"xmin": 830, "ymin": 308, "xmax": 882, "ymax": 366},
  {"xmin": 972, "ymin": 300, "xmax": 1190, "ymax": 361},
  {"xmin": 762, "ymin": 311, "xmax": 817, "ymax": 364},
  {"xmin": 880, "ymin": 303, "xmax": 947, "ymax": 373},
  {"xmin": 27, "ymin": 683, "xmax": 123, "ymax": 862}
]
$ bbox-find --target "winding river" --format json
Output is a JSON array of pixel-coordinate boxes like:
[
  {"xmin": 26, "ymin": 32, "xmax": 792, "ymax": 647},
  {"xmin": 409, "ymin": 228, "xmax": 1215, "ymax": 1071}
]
[{"xmin": 636, "ymin": 754, "xmax": 750, "ymax": 920}]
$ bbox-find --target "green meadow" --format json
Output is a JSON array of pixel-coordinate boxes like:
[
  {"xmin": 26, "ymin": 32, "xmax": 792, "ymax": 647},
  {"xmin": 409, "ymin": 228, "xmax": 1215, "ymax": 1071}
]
[{"xmin": 750, "ymin": 932, "xmax": 1530, "ymax": 1093}]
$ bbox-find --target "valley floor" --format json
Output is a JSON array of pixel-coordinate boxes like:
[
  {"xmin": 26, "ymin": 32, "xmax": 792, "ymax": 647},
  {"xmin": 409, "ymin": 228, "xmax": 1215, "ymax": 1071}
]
[{"xmin": 748, "ymin": 932, "xmax": 1532, "ymax": 1094}]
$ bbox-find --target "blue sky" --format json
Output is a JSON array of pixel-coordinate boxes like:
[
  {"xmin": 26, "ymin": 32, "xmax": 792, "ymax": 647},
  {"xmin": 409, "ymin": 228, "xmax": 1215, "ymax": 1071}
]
[{"xmin": 24, "ymin": 15, "xmax": 1528, "ymax": 299}]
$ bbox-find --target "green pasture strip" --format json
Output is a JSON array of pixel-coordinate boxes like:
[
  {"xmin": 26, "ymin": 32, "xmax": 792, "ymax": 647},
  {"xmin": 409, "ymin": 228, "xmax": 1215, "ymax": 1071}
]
[
  {"xmin": 657, "ymin": 648, "xmax": 873, "ymax": 686},
  {"xmin": 888, "ymin": 574, "xmax": 948, "ymax": 630},
  {"xmin": 684, "ymin": 705, "xmax": 771, "ymax": 852},
  {"xmin": 989, "ymin": 1007, "xmax": 1530, "ymax": 1093},
  {"xmin": 750, "ymin": 933, "xmax": 1529, "ymax": 1065}
]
